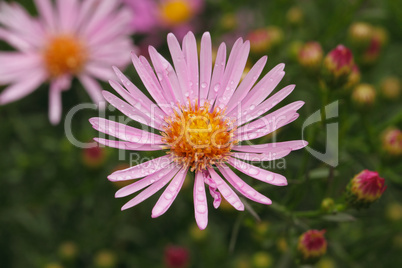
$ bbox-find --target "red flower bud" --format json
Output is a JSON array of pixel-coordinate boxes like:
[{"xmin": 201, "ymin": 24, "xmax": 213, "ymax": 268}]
[
  {"xmin": 164, "ymin": 246, "xmax": 189, "ymax": 268},
  {"xmin": 382, "ymin": 128, "xmax": 402, "ymax": 156},
  {"xmin": 347, "ymin": 170, "xmax": 387, "ymax": 208},
  {"xmin": 323, "ymin": 45, "xmax": 354, "ymax": 88},
  {"xmin": 298, "ymin": 41, "xmax": 323, "ymax": 73},
  {"xmin": 297, "ymin": 230, "xmax": 327, "ymax": 263}
]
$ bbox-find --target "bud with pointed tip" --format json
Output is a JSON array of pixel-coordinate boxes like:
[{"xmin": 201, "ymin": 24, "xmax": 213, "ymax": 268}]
[
  {"xmin": 321, "ymin": 198, "xmax": 335, "ymax": 213},
  {"xmin": 323, "ymin": 45, "xmax": 354, "ymax": 88},
  {"xmin": 346, "ymin": 170, "xmax": 386, "ymax": 209},
  {"xmin": 297, "ymin": 230, "xmax": 327, "ymax": 264}
]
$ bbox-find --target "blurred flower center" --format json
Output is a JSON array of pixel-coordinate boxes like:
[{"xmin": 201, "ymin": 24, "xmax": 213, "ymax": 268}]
[
  {"xmin": 43, "ymin": 35, "xmax": 87, "ymax": 77},
  {"xmin": 160, "ymin": 0, "xmax": 192, "ymax": 26},
  {"xmin": 162, "ymin": 102, "xmax": 236, "ymax": 172}
]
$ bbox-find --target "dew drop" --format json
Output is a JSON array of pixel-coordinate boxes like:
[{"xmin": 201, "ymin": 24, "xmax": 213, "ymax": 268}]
[
  {"xmin": 248, "ymin": 168, "xmax": 259, "ymax": 175},
  {"xmin": 214, "ymin": 83, "xmax": 221, "ymax": 92},
  {"xmin": 201, "ymin": 82, "xmax": 207, "ymax": 88},
  {"xmin": 197, "ymin": 204, "xmax": 206, "ymax": 213},
  {"xmin": 250, "ymin": 105, "xmax": 255, "ymax": 111},
  {"xmin": 165, "ymin": 193, "xmax": 173, "ymax": 199}
]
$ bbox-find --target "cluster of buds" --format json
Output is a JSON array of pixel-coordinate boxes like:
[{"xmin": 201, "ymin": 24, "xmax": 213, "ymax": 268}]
[
  {"xmin": 322, "ymin": 45, "xmax": 356, "ymax": 88},
  {"xmin": 381, "ymin": 128, "xmax": 402, "ymax": 156},
  {"xmin": 297, "ymin": 229, "xmax": 327, "ymax": 264},
  {"xmin": 380, "ymin": 76, "xmax": 401, "ymax": 100},
  {"xmin": 348, "ymin": 22, "xmax": 388, "ymax": 66},
  {"xmin": 248, "ymin": 26, "xmax": 284, "ymax": 54},
  {"xmin": 352, "ymin": 83, "xmax": 376, "ymax": 107},
  {"xmin": 346, "ymin": 170, "xmax": 387, "ymax": 209},
  {"xmin": 297, "ymin": 41, "xmax": 323, "ymax": 74}
]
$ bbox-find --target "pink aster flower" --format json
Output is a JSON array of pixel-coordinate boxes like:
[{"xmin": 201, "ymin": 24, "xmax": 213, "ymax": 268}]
[
  {"xmin": 297, "ymin": 229, "xmax": 327, "ymax": 263},
  {"xmin": 90, "ymin": 31, "xmax": 307, "ymax": 229},
  {"xmin": 123, "ymin": 0, "xmax": 203, "ymax": 37},
  {"xmin": 0, "ymin": 0, "xmax": 134, "ymax": 124}
]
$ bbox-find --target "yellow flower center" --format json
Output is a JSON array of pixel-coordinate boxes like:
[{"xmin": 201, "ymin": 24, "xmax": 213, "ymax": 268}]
[
  {"xmin": 160, "ymin": 0, "xmax": 192, "ymax": 26},
  {"xmin": 43, "ymin": 35, "xmax": 87, "ymax": 77},
  {"xmin": 162, "ymin": 102, "xmax": 236, "ymax": 172}
]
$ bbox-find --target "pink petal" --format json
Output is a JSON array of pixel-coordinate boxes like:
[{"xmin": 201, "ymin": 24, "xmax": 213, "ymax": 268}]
[
  {"xmin": 232, "ymin": 148, "xmax": 292, "ymax": 162},
  {"xmin": 216, "ymin": 41, "xmax": 250, "ymax": 109},
  {"xmin": 208, "ymin": 167, "xmax": 244, "ymax": 211},
  {"xmin": 167, "ymin": 33, "xmax": 191, "ymax": 100},
  {"xmin": 115, "ymin": 165, "xmax": 179, "ymax": 198},
  {"xmin": 85, "ymin": 64, "xmax": 114, "ymax": 81},
  {"xmin": 204, "ymin": 173, "xmax": 221, "ymax": 208},
  {"xmin": 182, "ymin": 31, "xmax": 199, "ymax": 103},
  {"xmin": 236, "ymin": 84, "xmax": 296, "ymax": 124},
  {"xmin": 207, "ymin": 42, "xmax": 226, "ymax": 102},
  {"xmin": 199, "ymin": 32, "xmax": 212, "ymax": 105},
  {"xmin": 239, "ymin": 63, "xmax": 285, "ymax": 110},
  {"xmin": 226, "ymin": 56, "xmax": 267, "ymax": 114},
  {"xmin": 109, "ymin": 72, "xmax": 165, "ymax": 122},
  {"xmin": 121, "ymin": 166, "xmax": 180, "ymax": 211},
  {"xmin": 34, "ymin": 0, "xmax": 55, "ymax": 32},
  {"xmin": 233, "ymin": 140, "xmax": 308, "ymax": 153},
  {"xmin": 0, "ymin": 69, "xmax": 46, "ymax": 105},
  {"xmin": 0, "ymin": 52, "xmax": 42, "ymax": 84},
  {"xmin": 94, "ymin": 138, "xmax": 163, "ymax": 151},
  {"xmin": 89, "ymin": 117, "xmax": 164, "ymax": 144},
  {"xmin": 152, "ymin": 165, "xmax": 189, "ymax": 218},
  {"xmin": 131, "ymin": 53, "xmax": 172, "ymax": 113},
  {"xmin": 102, "ymin": 91, "xmax": 163, "ymax": 130},
  {"xmin": 108, "ymin": 155, "xmax": 173, "ymax": 181},
  {"xmin": 148, "ymin": 46, "xmax": 182, "ymax": 104},
  {"xmin": 0, "ymin": 27, "xmax": 33, "ymax": 51},
  {"xmin": 56, "ymin": 0, "xmax": 78, "ymax": 32},
  {"xmin": 227, "ymin": 157, "xmax": 287, "ymax": 186},
  {"xmin": 194, "ymin": 171, "xmax": 208, "ymax": 230},
  {"xmin": 78, "ymin": 74, "xmax": 106, "ymax": 110},
  {"xmin": 237, "ymin": 101, "xmax": 304, "ymax": 134},
  {"xmin": 219, "ymin": 164, "xmax": 272, "ymax": 205},
  {"xmin": 48, "ymin": 78, "xmax": 65, "ymax": 125},
  {"xmin": 237, "ymin": 113, "xmax": 300, "ymax": 141}
]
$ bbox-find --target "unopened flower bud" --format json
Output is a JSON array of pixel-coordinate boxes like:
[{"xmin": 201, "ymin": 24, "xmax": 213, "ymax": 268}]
[
  {"xmin": 286, "ymin": 6, "xmax": 304, "ymax": 25},
  {"xmin": 361, "ymin": 38, "xmax": 381, "ymax": 65},
  {"xmin": 348, "ymin": 22, "xmax": 373, "ymax": 48},
  {"xmin": 352, "ymin": 83, "xmax": 376, "ymax": 107},
  {"xmin": 82, "ymin": 144, "xmax": 106, "ymax": 168},
  {"xmin": 372, "ymin": 26, "xmax": 389, "ymax": 47},
  {"xmin": 323, "ymin": 45, "xmax": 354, "ymax": 88},
  {"xmin": 386, "ymin": 202, "xmax": 402, "ymax": 221},
  {"xmin": 248, "ymin": 28, "xmax": 271, "ymax": 54},
  {"xmin": 58, "ymin": 241, "xmax": 78, "ymax": 260},
  {"xmin": 164, "ymin": 245, "xmax": 190, "ymax": 268},
  {"xmin": 346, "ymin": 170, "xmax": 386, "ymax": 209},
  {"xmin": 344, "ymin": 65, "xmax": 361, "ymax": 89},
  {"xmin": 252, "ymin": 252, "xmax": 273, "ymax": 268},
  {"xmin": 298, "ymin": 42, "xmax": 323, "ymax": 73},
  {"xmin": 297, "ymin": 230, "xmax": 327, "ymax": 264},
  {"xmin": 381, "ymin": 128, "xmax": 402, "ymax": 156},
  {"xmin": 380, "ymin": 76, "xmax": 401, "ymax": 99},
  {"xmin": 321, "ymin": 198, "xmax": 335, "ymax": 213},
  {"xmin": 94, "ymin": 250, "xmax": 116, "ymax": 268}
]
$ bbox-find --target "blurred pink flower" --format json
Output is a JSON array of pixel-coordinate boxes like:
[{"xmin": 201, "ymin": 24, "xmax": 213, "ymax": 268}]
[
  {"xmin": 90, "ymin": 31, "xmax": 307, "ymax": 229},
  {"xmin": 164, "ymin": 245, "xmax": 189, "ymax": 268},
  {"xmin": 123, "ymin": 0, "xmax": 203, "ymax": 38},
  {"xmin": 0, "ymin": 0, "xmax": 135, "ymax": 124}
]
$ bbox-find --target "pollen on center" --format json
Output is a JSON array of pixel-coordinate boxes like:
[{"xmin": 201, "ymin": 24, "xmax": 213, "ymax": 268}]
[
  {"xmin": 43, "ymin": 35, "xmax": 87, "ymax": 78},
  {"xmin": 162, "ymin": 101, "xmax": 237, "ymax": 172}
]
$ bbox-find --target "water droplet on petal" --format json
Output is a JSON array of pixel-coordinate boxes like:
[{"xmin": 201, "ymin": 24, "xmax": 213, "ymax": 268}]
[
  {"xmin": 248, "ymin": 168, "xmax": 259, "ymax": 175},
  {"xmin": 214, "ymin": 83, "xmax": 221, "ymax": 92},
  {"xmin": 201, "ymin": 82, "xmax": 207, "ymax": 88},
  {"xmin": 197, "ymin": 204, "xmax": 206, "ymax": 213},
  {"xmin": 165, "ymin": 193, "xmax": 173, "ymax": 199}
]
